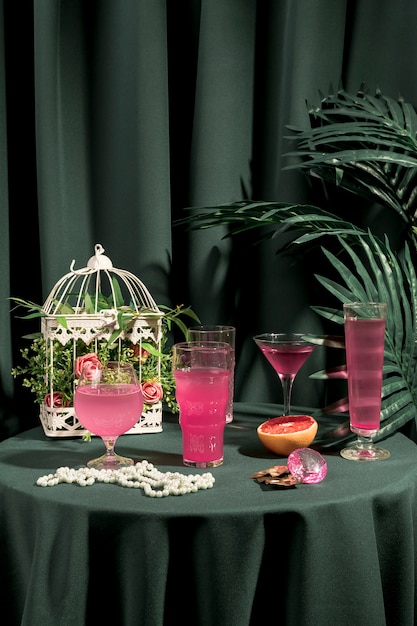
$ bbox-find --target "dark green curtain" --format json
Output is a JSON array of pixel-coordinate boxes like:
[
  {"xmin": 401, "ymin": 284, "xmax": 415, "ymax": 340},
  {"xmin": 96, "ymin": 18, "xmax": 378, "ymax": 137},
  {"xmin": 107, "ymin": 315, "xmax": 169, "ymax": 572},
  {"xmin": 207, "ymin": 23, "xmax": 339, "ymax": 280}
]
[{"xmin": 2, "ymin": 0, "xmax": 417, "ymax": 438}]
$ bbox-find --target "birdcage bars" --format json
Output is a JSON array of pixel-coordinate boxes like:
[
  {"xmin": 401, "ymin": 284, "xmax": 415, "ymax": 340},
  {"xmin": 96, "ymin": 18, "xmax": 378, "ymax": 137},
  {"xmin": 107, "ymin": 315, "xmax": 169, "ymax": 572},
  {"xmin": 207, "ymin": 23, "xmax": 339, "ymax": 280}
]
[{"xmin": 38, "ymin": 244, "xmax": 164, "ymax": 438}]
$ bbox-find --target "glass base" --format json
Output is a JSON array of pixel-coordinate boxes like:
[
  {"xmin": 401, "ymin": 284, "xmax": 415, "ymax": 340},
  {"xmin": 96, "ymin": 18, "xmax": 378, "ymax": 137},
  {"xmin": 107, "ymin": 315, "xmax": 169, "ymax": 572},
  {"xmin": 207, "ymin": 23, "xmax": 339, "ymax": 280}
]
[
  {"xmin": 183, "ymin": 457, "xmax": 223, "ymax": 468},
  {"xmin": 340, "ymin": 444, "xmax": 390, "ymax": 462},
  {"xmin": 87, "ymin": 453, "xmax": 134, "ymax": 470}
]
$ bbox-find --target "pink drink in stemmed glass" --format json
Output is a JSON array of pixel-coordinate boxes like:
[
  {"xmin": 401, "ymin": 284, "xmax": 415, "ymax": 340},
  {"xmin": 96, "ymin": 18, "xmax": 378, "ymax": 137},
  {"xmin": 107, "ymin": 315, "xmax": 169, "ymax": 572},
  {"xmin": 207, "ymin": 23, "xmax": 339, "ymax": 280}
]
[
  {"xmin": 344, "ymin": 317, "xmax": 385, "ymax": 431},
  {"xmin": 253, "ymin": 333, "xmax": 316, "ymax": 416},
  {"xmin": 260, "ymin": 343, "xmax": 315, "ymax": 377},
  {"xmin": 74, "ymin": 384, "xmax": 142, "ymax": 436},
  {"xmin": 74, "ymin": 361, "xmax": 144, "ymax": 469},
  {"xmin": 340, "ymin": 302, "xmax": 390, "ymax": 462}
]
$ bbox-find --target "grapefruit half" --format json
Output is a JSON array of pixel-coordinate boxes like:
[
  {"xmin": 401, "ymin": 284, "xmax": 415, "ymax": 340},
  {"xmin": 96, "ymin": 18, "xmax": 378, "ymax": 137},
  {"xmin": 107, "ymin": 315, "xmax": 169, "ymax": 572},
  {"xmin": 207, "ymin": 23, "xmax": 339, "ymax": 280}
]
[{"xmin": 257, "ymin": 415, "xmax": 318, "ymax": 456}]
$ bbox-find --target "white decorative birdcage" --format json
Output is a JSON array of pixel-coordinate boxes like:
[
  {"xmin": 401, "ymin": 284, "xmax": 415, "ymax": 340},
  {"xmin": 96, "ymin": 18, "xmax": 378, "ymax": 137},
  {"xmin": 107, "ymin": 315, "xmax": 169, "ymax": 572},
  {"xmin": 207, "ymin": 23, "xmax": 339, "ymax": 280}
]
[{"xmin": 39, "ymin": 244, "xmax": 164, "ymax": 437}]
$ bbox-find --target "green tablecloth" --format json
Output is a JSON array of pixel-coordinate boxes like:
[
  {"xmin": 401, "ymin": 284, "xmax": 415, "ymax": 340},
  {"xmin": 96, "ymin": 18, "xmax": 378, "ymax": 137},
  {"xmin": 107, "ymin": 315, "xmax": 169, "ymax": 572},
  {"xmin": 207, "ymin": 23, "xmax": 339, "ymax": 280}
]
[{"xmin": 1, "ymin": 404, "xmax": 417, "ymax": 626}]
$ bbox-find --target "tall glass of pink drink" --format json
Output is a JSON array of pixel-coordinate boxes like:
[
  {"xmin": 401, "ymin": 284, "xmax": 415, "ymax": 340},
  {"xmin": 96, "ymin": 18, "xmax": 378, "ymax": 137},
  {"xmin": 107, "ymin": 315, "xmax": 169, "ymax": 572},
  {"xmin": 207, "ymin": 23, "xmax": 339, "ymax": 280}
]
[
  {"xmin": 188, "ymin": 325, "xmax": 236, "ymax": 423},
  {"xmin": 172, "ymin": 341, "xmax": 232, "ymax": 468},
  {"xmin": 74, "ymin": 361, "xmax": 143, "ymax": 469},
  {"xmin": 340, "ymin": 302, "xmax": 390, "ymax": 461}
]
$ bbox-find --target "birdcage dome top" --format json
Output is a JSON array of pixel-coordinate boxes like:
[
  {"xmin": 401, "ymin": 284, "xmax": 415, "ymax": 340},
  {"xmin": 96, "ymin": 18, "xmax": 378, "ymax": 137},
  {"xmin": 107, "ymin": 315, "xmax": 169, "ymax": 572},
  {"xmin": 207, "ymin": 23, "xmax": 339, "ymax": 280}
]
[{"xmin": 42, "ymin": 244, "xmax": 161, "ymax": 316}]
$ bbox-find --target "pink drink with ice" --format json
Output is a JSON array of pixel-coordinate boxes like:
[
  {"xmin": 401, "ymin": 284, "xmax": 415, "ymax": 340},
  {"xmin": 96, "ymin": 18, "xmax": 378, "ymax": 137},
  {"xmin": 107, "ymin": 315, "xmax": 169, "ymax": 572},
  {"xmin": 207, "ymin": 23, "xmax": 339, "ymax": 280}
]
[
  {"xmin": 345, "ymin": 317, "xmax": 385, "ymax": 431},
  {"xmin": 174, "ymin": 367, "xmax": 230, "ymax": 466},
  {"xmin": 74, "ymin": 384, "xmax": 143, "ymax": 436},
  {"xmin": 259, "ymin": 343, "xmax": 315, "ymax": 376}
]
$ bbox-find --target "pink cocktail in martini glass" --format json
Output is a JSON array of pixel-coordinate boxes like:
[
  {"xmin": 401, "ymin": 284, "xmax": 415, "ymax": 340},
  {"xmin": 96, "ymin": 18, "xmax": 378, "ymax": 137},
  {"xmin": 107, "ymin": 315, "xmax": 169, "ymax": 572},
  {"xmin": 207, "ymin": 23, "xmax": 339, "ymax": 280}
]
[{"xmin": 254, "ymin": 333, "xmax": 316, "ymax": 416}]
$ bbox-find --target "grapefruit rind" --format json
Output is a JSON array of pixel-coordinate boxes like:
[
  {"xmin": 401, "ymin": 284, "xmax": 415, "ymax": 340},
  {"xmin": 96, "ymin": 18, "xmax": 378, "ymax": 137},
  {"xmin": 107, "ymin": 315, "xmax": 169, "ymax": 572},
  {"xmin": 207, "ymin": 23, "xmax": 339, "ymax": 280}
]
[{"xmin": 257, "ymin": 415, "xmax": 318, "ymax": 457}]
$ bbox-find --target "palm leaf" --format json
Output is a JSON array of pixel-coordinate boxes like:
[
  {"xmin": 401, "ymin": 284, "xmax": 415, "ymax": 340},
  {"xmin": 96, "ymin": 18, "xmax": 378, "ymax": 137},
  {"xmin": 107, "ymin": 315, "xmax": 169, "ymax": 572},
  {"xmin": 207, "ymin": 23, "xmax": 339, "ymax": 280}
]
[
  {"xmin": 285, "ymin": 86, "xmax": 417, "ymax": 246},
  {"xmin": 177, "ymin": 200, "xmax": 372, "ymax": 252}
]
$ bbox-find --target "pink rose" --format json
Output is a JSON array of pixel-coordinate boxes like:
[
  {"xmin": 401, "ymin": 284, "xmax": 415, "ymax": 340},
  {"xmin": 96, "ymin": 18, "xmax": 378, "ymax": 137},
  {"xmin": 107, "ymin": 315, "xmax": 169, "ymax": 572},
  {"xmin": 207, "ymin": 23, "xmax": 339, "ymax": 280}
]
[
  {"xmin": 74, "ymin": 353, "xmax": 102, "ymax": 379},
  {"xmin": 44, "ymin": 392, "xmax": 68, "ymax": 408},
  {"xmin": 140, "ymin": 381, "xmax": 163, "ymax": 404}
]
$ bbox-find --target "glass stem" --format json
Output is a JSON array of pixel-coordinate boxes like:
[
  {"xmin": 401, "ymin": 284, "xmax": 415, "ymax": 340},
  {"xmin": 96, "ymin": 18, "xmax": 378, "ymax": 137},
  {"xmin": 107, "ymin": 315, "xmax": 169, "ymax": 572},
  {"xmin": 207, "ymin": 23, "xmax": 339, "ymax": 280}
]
[
  {"xmin": 355, "ymin": 433, "xmax": 374, "ymax": 450},
  {"xmin": 280, "ymin": 374, "xmax": 295, "ymax": 416},
  {"xmin": 103, "ymin": 437, "xmax": 118, "ymax": 456}
]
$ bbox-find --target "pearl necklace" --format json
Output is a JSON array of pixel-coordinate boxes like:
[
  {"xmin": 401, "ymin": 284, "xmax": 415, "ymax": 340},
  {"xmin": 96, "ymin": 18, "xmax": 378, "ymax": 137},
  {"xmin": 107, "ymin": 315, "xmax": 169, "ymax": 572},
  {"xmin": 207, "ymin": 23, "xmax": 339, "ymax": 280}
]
[{"xmin": 36, "ymin": 460, "xmax": 215, "ymax": 497}]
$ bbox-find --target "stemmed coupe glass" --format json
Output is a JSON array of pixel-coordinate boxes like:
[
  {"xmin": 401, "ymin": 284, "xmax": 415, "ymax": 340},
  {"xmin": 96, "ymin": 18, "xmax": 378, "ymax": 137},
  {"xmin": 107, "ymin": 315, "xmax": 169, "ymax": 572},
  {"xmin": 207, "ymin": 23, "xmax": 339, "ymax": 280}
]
[
  {"xmin": 340, "ymin": 302, "xmax": 390, "ymax": 461},
  {"xmin": 253, "ymin": 333, "xmax": 316, "ymax": 416},
  {"xmin": 74, "ymin": 361, "xmax": 144, "ymax": 469}
]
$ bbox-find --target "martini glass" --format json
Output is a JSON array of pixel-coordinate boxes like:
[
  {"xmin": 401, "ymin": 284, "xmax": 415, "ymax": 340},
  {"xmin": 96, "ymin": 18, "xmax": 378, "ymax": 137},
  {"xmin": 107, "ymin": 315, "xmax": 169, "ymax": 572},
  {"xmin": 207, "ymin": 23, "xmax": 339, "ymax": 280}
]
[
  {"xmin": 74, "ymin": 361, "xmax": 144, "ymax": 469},
  {"xmin": 253, "ymin": 333, "xmax": 316, "ymax": 416}
]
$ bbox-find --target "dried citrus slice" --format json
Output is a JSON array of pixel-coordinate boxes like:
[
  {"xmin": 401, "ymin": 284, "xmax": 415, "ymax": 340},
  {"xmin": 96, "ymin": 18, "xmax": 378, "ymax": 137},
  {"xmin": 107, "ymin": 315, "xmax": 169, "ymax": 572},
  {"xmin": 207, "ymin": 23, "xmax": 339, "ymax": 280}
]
[{"xmin": 257, "ymin": 415, "xmax": 318, "ymax": 457}]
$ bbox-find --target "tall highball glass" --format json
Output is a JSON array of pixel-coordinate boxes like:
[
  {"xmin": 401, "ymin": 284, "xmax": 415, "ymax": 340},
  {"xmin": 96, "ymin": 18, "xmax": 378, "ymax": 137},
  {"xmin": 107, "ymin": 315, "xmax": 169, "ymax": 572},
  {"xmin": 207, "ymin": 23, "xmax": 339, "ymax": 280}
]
[
  {"xmin": 340, "ymin": 302, "xmax": 390, "ymax": 461},
  {"xmin": 173, "ymin": 341, "xmax": 232, "ymax": 468},
  {"xmin": 188, "ymin": 325, "xmax": 236, "ymax": 423}
]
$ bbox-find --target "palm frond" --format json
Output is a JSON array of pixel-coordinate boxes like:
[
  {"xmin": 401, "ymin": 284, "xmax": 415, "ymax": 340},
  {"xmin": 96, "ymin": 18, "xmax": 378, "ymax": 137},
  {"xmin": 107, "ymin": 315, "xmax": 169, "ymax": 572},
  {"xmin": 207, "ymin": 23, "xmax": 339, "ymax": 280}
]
[
  {"xmin": 176, "ymin": 200, "xmax": 374, "ymax": 252},
  {"xmin": 285, "ymin": 86, "xmax": 417, "ymax": 245}
]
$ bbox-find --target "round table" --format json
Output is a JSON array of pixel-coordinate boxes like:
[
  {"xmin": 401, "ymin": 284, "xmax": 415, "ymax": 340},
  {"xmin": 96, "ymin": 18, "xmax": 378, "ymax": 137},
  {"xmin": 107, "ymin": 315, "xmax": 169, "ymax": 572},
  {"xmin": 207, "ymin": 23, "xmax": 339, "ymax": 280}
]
[{"xmin": 1, "ymin": 404, "xmax": 417, "ymax": 626}]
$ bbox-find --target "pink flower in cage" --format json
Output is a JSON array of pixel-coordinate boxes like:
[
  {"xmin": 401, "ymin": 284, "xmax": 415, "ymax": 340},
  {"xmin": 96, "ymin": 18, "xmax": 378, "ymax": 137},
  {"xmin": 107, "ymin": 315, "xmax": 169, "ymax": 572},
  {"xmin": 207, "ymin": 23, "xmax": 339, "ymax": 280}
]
[
  {"xmin": 74, "ymin": 353, "xmax": 102, "ymax": 379},
  {"xmin": 140, "ymin": 348, "xmax": 150, "ymax": 363},
  {"xmin": 140, "ymin": 381, "xmax": 163, "ymax": 404},
  {"xmin": 131, "ymin": 345, "xmax": 150, "ymax": 363},
  {"xmin": 44, "ymin": 392, "xmax": 69, "ymax": 408}
]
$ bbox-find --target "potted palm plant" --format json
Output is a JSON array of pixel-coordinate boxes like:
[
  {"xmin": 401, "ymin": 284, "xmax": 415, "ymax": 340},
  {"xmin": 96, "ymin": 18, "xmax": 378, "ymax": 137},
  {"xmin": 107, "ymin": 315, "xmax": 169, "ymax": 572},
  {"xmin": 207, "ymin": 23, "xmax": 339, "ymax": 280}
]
[{"xmin": 177, "ymin": 86, "xmax": 417, "ymax": 447}]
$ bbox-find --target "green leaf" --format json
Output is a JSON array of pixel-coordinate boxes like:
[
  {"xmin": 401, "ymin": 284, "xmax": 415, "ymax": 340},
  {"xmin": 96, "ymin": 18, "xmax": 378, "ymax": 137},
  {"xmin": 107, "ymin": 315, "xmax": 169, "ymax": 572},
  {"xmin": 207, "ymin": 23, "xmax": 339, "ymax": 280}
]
[
  {"xmin": 141, "ymin": 342, "xmax": 163, "ymax": 357},
  {"xmin": 111, "ymin": 276, "xmax": 125, "ymax": 308},
  {"xmin": 107, "ymin": 328, "xmax": 123, "ymax": 344},
  {"xmin": 84, "ymin": 292, "xmax": 95, "ymax": 314},
  {"xmin": 56, "ymin": 316, "xmax": 68, "ymax": 329},
  {"xmin": 284, "ymin": 86, "xmax": 417, "ymax": 247}
]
